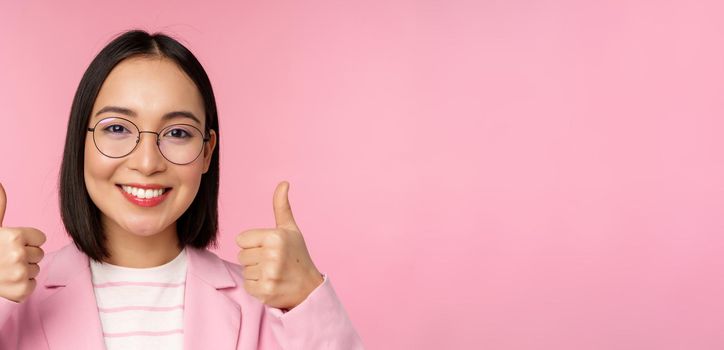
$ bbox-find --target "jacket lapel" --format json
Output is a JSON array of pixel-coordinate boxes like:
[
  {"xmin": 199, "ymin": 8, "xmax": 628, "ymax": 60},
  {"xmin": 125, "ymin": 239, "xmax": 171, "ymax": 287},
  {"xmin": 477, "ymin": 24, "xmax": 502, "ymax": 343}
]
[
  {"xmin": 37, "ymin": 244, "xmax": 241, "ymax": 350},
  {"xmin": 183, "ymin": 247, "xmax": 241, "ymax": 350},
  {"xmin": 38, "ymin": 244, "xmax": 106, "ymax": 350}
]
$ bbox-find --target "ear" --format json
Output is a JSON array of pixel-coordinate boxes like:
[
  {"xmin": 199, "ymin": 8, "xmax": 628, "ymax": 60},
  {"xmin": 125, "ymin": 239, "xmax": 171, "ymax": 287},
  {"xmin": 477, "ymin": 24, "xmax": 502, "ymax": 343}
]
[{"xmin": 202, "ymin": 129, "xmax": 217, "ymax": 174}]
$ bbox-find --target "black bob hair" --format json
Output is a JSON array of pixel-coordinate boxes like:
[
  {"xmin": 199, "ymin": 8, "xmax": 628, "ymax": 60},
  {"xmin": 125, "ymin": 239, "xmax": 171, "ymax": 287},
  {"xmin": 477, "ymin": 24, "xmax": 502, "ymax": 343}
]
[{"xmin": 59, "ymin": 29, "xmax": 220, "ymax": 262}]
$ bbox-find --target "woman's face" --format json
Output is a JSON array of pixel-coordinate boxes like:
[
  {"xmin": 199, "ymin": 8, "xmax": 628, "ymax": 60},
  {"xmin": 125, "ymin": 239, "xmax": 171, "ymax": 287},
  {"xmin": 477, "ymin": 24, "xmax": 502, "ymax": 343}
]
[{"xmin": 84, "ymin": 56, "xmax": 216, "ymax": 239}]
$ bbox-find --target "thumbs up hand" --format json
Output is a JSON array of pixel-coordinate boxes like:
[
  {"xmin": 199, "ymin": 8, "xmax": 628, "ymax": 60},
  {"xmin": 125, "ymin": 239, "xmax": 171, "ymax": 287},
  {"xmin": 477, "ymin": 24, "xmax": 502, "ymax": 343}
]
[
  {"xmin": 0, "ymin": 183, "xmax": 47, "ymax": 303},
  {"xmin": 236, "ymin": 181, "xmax": 324, "ymax": 310}
]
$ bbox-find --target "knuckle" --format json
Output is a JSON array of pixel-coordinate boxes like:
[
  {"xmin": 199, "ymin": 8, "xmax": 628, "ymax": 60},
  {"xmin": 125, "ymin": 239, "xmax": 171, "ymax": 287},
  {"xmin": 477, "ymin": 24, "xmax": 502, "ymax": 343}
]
[
  {"xmin": 264, "ymin": 266, "xmax": 281, "ymax": 280},
  {"xmin": 265, "ymin": 249, "xmax": 281, "ymax": 261},
  {"xmin": 9, "ymin": 267, "xmax": 27, "ymax": 282},
  {"xmin": 20, "ymin": 279, "xmax": 36, "ymax": 298},
  {"xmin": 263, "ymin": 281, "xmax": 277, "ymax": 296},
  {"xmin": 0, "ymin": 280, "xmax": 35, "ymax": 303},
  {"xmin": 6, "ymin": 229, "xmax": 22, "ymax": 243},
  {"xmin": 264, "ymin": 232, "xmax": 283, "ymax": 246},
  {"xmin": 9, "ymin": 248, "xmax": 27, "ymax": 263}
]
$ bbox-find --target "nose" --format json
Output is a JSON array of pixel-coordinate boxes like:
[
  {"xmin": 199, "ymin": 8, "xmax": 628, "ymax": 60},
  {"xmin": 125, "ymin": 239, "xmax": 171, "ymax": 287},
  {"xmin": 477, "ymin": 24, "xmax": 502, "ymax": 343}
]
[{"xmin": 126, "ymin": 131, "xmax": 167, "ymax": 175}]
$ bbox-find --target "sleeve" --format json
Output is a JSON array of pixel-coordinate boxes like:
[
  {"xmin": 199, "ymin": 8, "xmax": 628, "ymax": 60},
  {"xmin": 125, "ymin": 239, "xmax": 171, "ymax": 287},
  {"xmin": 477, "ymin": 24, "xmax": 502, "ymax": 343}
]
[
  {"xmin": 0, "ymin": 296, "xmax": 21, "ymax": 349},
  {"xmin": 262, "ymin": 274, "xmax": 365, "ymax": 349}
]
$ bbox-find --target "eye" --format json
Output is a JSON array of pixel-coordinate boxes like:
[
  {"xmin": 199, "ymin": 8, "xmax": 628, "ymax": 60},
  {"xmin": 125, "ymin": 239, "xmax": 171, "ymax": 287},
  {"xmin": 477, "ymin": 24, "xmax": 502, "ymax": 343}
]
[
  {"xmin": 164, "ymin": 127, "xmax": 192, "ymax": 139},
  {"xmin": 102, "ymin": 124, "xmax": 131, "ymax": 134}
]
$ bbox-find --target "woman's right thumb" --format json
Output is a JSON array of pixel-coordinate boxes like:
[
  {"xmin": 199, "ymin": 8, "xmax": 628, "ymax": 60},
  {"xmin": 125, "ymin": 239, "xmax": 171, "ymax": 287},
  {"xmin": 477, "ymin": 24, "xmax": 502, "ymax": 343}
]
[{"xmin": 0, "ymin": 183, "xmax": 6, "ymax": 227}]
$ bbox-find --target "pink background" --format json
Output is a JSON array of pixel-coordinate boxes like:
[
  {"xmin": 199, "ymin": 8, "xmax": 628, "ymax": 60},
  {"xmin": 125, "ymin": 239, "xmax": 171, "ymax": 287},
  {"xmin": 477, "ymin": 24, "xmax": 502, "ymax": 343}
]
[{"xmin": 1, "ymin": 0, "xmax": 723, "ymax": 349}]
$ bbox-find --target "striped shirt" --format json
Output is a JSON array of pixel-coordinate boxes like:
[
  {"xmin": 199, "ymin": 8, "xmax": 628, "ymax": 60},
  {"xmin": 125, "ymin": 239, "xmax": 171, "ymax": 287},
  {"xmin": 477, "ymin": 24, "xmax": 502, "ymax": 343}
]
[{"xmin": 90, "ymin": 248, "xmax": 187, "ymax": 350}]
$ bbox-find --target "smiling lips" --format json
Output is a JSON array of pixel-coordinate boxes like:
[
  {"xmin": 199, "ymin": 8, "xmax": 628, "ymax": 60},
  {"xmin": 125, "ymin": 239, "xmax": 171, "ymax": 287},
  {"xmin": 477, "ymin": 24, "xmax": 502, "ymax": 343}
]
[{"xmin": 117, "ymin": 184, "xmax": 172, "ymax": 207}]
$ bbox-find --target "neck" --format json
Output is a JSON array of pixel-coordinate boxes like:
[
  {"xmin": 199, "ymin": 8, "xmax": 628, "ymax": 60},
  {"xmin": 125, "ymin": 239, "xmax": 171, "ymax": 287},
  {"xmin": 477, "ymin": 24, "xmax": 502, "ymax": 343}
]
[{"xmin": 102, "ymin": 221, "xmax": 182, "ymax": 268}]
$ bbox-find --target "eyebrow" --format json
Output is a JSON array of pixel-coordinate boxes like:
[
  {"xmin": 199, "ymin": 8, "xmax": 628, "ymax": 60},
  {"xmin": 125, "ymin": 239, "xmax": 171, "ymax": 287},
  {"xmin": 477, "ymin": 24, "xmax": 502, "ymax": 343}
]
[{"xmin": 94, "ymin": 106, "xmax": 202, "ymax": 125}]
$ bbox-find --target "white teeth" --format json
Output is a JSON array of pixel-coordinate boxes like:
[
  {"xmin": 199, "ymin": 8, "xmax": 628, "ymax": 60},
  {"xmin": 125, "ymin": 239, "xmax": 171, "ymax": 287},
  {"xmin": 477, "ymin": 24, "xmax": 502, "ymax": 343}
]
[{"xmin": 121, "ymin": 186, "xmax": 166, "ymax": 199}]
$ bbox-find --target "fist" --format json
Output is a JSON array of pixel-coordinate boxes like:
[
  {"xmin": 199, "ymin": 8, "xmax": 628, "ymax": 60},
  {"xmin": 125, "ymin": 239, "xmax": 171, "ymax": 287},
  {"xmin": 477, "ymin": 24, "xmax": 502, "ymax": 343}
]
[
  {"xmin": 0, "ymin": 183, "xmax": 46, "ymax": 303},
  {"xmin": 236, "ymin": 181, "xmax": 324, "ymax": 310}
]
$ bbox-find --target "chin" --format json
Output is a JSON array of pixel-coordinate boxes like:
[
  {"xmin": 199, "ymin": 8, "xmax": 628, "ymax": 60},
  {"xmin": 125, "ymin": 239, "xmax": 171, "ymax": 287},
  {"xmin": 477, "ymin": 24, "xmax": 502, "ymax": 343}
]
[
  {"xmin": 117, "ymin": 216, "xmax": 173, "ymax": 237},
  {"xmin": 130, "ymin": 227, "xmax": 166, "ymax": 237}
]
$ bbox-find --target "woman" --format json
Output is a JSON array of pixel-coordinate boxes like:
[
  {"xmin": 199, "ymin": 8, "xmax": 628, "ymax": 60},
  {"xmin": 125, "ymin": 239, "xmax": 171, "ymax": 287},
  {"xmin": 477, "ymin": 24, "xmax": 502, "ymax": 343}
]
[{"xmin": 0, "ymin": 30, "xmax": 363, "ymax": 349}]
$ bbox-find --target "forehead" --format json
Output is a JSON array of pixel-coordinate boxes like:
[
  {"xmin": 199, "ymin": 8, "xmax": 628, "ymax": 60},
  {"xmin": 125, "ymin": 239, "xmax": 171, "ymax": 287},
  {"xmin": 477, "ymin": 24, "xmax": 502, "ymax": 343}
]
[{"xmin": 90, "ymin": 56, "xmax": 205, "ymax": 125}]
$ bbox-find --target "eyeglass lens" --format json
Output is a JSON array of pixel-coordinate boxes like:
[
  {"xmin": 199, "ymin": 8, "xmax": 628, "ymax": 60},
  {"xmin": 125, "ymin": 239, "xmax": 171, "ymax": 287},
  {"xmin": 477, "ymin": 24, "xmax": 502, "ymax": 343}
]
[{"xmin": 91, "ymin": 117, "xmax": 205, "ymax": 165}]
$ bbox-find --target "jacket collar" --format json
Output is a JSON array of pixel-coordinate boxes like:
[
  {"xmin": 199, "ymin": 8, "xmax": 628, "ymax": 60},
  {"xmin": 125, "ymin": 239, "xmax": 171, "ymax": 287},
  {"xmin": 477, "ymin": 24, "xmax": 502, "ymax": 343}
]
[
  {"xmin": 39, "ymin": 243, "xmax": 242, "ymax": 350},
  {"xmin": 42, "ymin": 243, "xmax": 237, "ymax": 289}
]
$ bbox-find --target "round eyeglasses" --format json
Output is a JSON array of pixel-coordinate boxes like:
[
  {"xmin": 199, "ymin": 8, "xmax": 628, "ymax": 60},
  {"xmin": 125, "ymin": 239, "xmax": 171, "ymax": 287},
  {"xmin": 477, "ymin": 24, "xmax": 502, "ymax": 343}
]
[{"xmin": 87, "ymin": 117, "xmax": 211, "ymax": 165}]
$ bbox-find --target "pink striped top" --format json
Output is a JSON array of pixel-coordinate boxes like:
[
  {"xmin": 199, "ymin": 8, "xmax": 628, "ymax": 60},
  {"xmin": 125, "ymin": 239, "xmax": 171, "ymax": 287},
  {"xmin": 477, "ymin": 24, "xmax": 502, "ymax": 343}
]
[{"xmin": 89, "ymin": 248, "xmax": 188, "ymax": 350}]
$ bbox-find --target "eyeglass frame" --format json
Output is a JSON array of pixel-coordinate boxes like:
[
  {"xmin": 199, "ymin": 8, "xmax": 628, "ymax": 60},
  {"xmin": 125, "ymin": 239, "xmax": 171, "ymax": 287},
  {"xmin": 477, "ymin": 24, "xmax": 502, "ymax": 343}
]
[{"xmin": 86, "ymin": 116, "xmax": 212, "ymax": 165}]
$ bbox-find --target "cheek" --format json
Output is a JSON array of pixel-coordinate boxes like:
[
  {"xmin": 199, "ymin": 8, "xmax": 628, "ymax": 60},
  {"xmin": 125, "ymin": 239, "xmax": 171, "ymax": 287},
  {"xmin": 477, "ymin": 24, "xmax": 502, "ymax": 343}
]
[
  {"xmin": 84, "ymin": 139, "xmax": 117, "ymax": 188},
  {"xmin": 175, "ymin": 163, "xmax": 206, "ymax": 203},
  {"xmin": 180, "ymin": 165, "xmax": 205, "ymax": 191}
]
